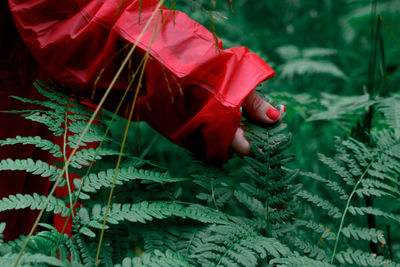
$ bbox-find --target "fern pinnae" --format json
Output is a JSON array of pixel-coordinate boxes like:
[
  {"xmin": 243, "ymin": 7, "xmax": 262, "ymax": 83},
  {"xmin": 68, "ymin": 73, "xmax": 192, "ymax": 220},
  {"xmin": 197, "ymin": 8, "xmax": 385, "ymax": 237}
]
[
  {"xmin": 335, "ymin": 248, "xmax": 399, "ymax": 267},
  {"xmin": 295, "ymin": 219, "xmax": 336, "ymax": 241},
  {"xmin": 300, "ymin": 171, "xmax": 348, "ymax": 200},
  {"xmin": 0, "ymin": 136, "xmax": 62, "ymax": 158},
  {"xmin": 341, "ymin": 224, "xmax": 386, "ymax": 244},
  {"xmin": 297, "ymin": 190, "xmax": 342, "ymax": 219},
  {"xmin": 284, "ymin": 234, "xmax": 328, "ymax": 261},
  {"xmin": 0, "ymin": 158, "xmax": 63, "ymax": 184},
  {"xmin": 0, "ymin": 193, "xmax": 69, "ymax": 217},
  {"xmin": 347, "ymin": 206, "xmax": 400, "ymax": 223},
  {"xmin": 318, "ymin": 153, "xmax": 355, "ymax": 186}
]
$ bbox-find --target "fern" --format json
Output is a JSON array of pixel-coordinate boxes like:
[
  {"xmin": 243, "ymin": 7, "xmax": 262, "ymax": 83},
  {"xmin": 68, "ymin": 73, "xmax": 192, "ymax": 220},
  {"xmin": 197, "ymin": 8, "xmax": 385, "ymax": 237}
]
[
  {"xmin": 116, "ymin": 250, "xmax": 190, "ymax": 267},
  {"xmin": 0, "ymin": 136, "xmax": 62, "ymax": 158},
  {"xmin": 280, "ymin": 59, "xmax": 347, "ymax": 80},
  {"xmin": 297, "ymin": 190, "xmax": 342, "ymax": 219},
  {"xmin": 341, "ymin": 224, "xmax": 386, "ymax": 244},
  {"xmin": 0, "ymin": 159, "xmax": 63, "ymax": 185},
  {"xmin": 335, "ymin": 248, "xmax": 400, "ymax": 267},
  {"xmin": 0, "ymin": 193, "xmax": 69, "ymax": 217}
]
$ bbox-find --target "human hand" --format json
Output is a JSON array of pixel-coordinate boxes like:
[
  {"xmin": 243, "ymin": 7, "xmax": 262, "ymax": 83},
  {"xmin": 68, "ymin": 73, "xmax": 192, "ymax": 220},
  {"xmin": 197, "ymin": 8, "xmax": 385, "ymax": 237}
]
[{"xmin": 231, "ymin": 92, "xmax": 285, "ymax": 157}]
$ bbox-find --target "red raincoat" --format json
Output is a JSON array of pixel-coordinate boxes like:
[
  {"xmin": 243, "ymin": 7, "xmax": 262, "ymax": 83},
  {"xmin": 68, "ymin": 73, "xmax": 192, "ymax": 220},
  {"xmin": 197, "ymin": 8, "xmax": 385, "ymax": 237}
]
[{"xmin": 0, "ymin": 0, "xmax": 275, "ymax": 240}]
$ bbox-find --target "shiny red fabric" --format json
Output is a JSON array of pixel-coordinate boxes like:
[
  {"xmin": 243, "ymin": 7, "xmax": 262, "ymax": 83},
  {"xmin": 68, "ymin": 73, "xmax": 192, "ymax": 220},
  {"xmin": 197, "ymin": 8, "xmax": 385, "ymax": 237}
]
[
  {"xmin": 8, "ymin": 0, "xmax": 275, "ymax": 161},
  {"xmin": 1, "ymin": 0, "xmax": 275, "ymax": 239}
]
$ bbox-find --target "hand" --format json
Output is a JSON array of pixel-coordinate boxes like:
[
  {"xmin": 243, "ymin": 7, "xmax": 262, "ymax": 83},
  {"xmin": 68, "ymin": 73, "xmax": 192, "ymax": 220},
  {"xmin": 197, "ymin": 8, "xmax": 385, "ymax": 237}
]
[{"xmin": 231, "ymin": 91, "xmax": 285, "ymax": 157}]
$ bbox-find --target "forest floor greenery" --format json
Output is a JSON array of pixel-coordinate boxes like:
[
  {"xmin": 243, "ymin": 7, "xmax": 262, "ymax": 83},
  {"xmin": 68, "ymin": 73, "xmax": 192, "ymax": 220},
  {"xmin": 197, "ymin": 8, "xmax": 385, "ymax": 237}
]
[{"xmin": 0, "ymin": 0, "xmax": 399, "ymax": 266}]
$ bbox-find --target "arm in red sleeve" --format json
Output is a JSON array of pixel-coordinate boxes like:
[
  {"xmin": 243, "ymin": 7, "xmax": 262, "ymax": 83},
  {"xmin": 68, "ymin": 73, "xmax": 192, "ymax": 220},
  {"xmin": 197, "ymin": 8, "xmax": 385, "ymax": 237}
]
[{"xmin": 8, "ymin": 0, "xmax": 275, "ymax": 161}]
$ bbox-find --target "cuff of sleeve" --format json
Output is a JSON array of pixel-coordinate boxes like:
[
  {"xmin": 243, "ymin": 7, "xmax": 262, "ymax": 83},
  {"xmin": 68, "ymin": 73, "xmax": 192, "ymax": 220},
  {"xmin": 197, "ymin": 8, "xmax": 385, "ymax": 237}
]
[
  {"xmin": 200, "ymin": 50, "xmax": 275, "ymax": 162},
  {"xmin": 198, "ymin": 97, "xmax": 242, "ymax": 162}
]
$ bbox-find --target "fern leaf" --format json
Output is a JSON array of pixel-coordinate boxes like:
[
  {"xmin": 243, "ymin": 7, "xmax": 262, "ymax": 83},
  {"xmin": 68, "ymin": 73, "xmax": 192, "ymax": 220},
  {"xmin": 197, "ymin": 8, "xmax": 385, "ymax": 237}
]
[
  {"xmin": 116, "ymin": 250, "xmax": 190, "ymax": 267},
  {"xmin": 0, "ymin": 136, "xmax": 62, "ymax": 158},
  {"xmin": 234, "ymin": 190, "xmax": 266, "ymax": 217},
  {"xmin": 280, "ymin": 59, "xmax": 347, "ymax": 80},
  {"xmin": 24, "ymin": 112, "xmax": 64, "ymax": 136},
  {"xmin": 0, "ymin": 252, "xmax": 73, "ymax": 267},
  {"xmin": 335, "ymin": 248, "xmax": 398, "ymax": 266},
  {"xmin": 0, "ymin": 193, "xmax": 69, "ymax": 217},
  {"xmin": 297, "ymin": 190, "xmax": 342, "ymax": 218},
  {"xmin": 284, "ymin": 235, "xmax": 328, "ymax": 260},
  {"xmin": 318, "ymin": 153, "xmax": 354, "ymax": 185},
  {"xmin": 300, "ymin": 171, "xmax": 348, "ymax": 199},
  {"xmin": 0, "ymin": 159, "xmax": 63, "ymax": 185},
  {"xmin": 70, "ymin": 147, "xmax": 127, "ymax": 168},
  {"xmin": 295, "ymin": 220, "xmax": 336, "ymax": 241},
  {"xmin": 76, "ymin": 167, "xmax": 186, "ymax": 196},
  {"xmin": 348, "ymin": 206, "xmax": 400, "ymax": 223},
  {"xmin": 341, "ymin": 224, "xmax": 386, "ymax": 244},
  {"xmin": 270, "ymin": 254, "xmax": 334, "ymax": 266},
  {"xmin": 90, "ymin": 202, "xmax": 228, "ymax": 225},
  {"xmin": 307, "ymin": 93, "xmax": 373, "ymax": 121},
  {"xmin": 377, "ymin": 96, "xmax": 400, "ymax": 135}
]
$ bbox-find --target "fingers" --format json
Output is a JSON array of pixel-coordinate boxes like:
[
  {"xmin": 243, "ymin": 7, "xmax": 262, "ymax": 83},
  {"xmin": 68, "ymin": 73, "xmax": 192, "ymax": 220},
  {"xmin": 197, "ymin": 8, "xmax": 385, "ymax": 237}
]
[
  {"xmin": 231, "ymin": 92, "xmax": 286, "ymax": 158},
  {"xmin": 231, "ymin": 127, "xmax": 252, "ymax": 157},
  {"xmin": 242, "ymin": 92, "xmax": 285, "ymax": 124}
]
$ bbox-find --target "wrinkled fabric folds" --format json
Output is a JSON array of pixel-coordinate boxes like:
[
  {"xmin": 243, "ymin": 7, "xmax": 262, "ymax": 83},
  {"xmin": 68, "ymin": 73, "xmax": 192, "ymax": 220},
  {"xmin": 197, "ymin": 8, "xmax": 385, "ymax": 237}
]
[{"xmin": 8, "ymin": 0, "xmax": 275, "ymax": 161}]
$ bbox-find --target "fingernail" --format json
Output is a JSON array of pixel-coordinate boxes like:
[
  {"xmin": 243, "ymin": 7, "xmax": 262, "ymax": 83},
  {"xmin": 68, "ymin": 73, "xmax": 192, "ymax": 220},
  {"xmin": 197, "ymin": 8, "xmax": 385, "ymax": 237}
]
[{"xmin": 266, "ymin": 107, "xmax": 280, "ymax": 120}]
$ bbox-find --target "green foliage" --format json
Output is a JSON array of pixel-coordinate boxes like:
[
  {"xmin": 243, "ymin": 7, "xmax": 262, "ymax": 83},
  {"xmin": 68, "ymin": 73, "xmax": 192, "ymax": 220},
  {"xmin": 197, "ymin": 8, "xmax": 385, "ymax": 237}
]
[
  {"xmin": 0, "ymin": 83, "xmax": 297, "ymax": 266},
  {"xmin": 1, "ymin": 1, "xmax": 400, "ymax": 266}
]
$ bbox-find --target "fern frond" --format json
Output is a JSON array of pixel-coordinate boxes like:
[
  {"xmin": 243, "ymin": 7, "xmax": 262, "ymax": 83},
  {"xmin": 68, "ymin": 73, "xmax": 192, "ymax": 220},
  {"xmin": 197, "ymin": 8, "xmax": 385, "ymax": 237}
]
[
  {"xmin": 24, "ymin": 112, "xmax": 64, "ymax": 136},
  {"xmin": 335, "ymin": 248, "xmax": 398, "ymax": 266},
  {"xmin": 0, "ymin": 193, "xmax": 69, "ymax": 217},
  {"xmin": 317, "ymin": 153, "xmax": 354, "ymax": 185},
  {"xmin": 341, "ymin": 224, "xmax": 386, "ymax": 244},
  {"xmin": 300, "ymin": 172, "xmax": 348, "ymax": 200},
  {"xmin": 302, "ymin": 47, "xmax": 338, "ymax": 58},
  {"xmin": 0, "ymin": 159, "xmax": 64, "ymax": 185},
  {"xmin": 270, "ymin": 254, "xmax": 334, "ymax": 267},
  {"xmin": 74, "ymin": 235, "xmax": 96, "ymax": 266},
  {"xmin": 280, "ymin": 59, "xmax": 347, "ymax": 80},
  {"xmin": 0, "ymin": 252, "xmax": 73, "ymax": 267},
  {"xmin": 116, "ymin": 250, "xmax": 190, "ymax": 267},
  {"xmin": 75, "ymin": 167, "xmax": 186, "ymax": 196},
  {"xmin": 88, "ymin": 202, "xmax": 228, "ymax": 225},
  {"xmin": 0, "ymin": 136, "xmax": 62, "ymax": 158},
  {"xmin": 341, "ymin": 138, "xmax": 372, "ymax": 167},
  {"xmin": 297, "ymin": 190, "xmax": 342, "ymax": 218},
  {"xmin": 377, "ymin": 96, "xmax": 400, "ymax": 134},
  {"xmin": 348, "ymin": 206, "xmax": 400, "ymax": 223},
  {"xmin": 10, "ymin": 96, "xmax": 65, "ymax": 115},
  {"xmin": 284, "ymin": 235, "xmax": 328, "ymax": 260},
  {"xmin": 295, "ymin": 220, "xmax": 336, "ymax": 241},
  {"xmin": 70, "ymin": 147, "xmax": 127, "ymax": 168},
  {"xmin": 355, "ymin": 187, "xmax": 398, "ymax": 199},
  {"xmin": 234, "ymin": 190, "xmax": 266, "ymax": 217},
  {"xmin": 34, "ymin": 81, "xmax": 69, "ymax": 106},
  {"xmin": 191, "ymin": 226, "xmax": 290, "ymax": 267},
  {"xmin": 307, "ymin": 93, "xmax": 373, "ymax": 122}
]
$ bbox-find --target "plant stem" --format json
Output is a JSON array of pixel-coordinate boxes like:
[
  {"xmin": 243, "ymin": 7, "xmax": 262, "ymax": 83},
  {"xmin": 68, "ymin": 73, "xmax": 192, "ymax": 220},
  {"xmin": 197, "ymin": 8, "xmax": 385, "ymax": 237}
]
[{"xmin": 330, "ymin": 160, "xmax": 374, "ymax": 264}]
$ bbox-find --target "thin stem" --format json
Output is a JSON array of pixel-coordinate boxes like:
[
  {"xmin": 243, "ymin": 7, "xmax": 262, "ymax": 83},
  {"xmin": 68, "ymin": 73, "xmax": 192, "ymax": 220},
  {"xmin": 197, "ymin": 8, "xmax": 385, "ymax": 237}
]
[
  {"xmin": 12, "ymin": 1, "xmax": 165, "ymax": 265},
  {"xmin": 63, "ymin": 99, "xmax": 75, "ymax": 220},
  {"xmin": 94, "ymin": 52, "xmax": 149, "ymax": 266},
  {"xmin": 94, "ymin": 3, "xmax": 167, "ymax": 264},
  {"xmin": 330, "ymin": 160, "xmax": 374, "ymax": 264}
]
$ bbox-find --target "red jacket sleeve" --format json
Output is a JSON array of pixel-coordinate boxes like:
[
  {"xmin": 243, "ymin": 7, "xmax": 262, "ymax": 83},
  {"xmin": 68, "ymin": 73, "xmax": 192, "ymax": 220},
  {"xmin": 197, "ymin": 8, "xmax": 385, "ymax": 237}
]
[{"xmin": 8, "ymin": 0, "xmax": 275, "ymax": 161}]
